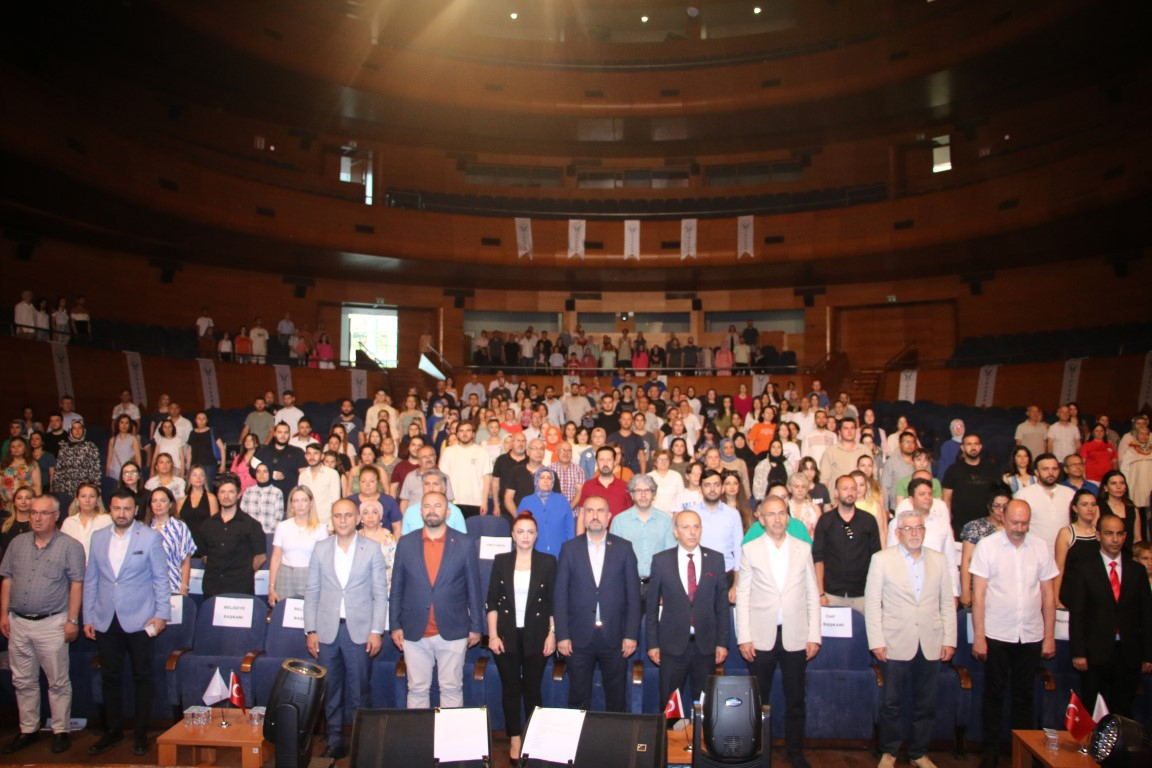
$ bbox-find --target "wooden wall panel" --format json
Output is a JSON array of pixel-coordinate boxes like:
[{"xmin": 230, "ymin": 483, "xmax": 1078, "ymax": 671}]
[{"xmin": 835, "ymin": 301, "xmax": 957, "ymax": 367}]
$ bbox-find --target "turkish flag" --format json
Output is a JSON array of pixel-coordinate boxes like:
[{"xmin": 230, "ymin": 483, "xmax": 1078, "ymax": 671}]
[
  {"xmin": 1065, "ymin": 691, "xmax": 1094, "ymax": 741},
  {"xmin": 229, "ymin": 671, "xmax": 247, "ymax": 712},
  {"xmin": 664, "ymin": 689, "xmax": 685, "ymax": 720}
]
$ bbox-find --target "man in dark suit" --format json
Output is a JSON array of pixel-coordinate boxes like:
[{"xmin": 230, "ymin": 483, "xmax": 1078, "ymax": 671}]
[
  {"xmin": 645, "ymin": 509, "xmax": 729, "ymax": 719},
  {"xmin": 1065, "ymin": 513, "xmax": 1152, "ymax": 716},
  {"xmin": 554, "ymin": 495, "xmax": 641, "ymax": 712},
  {"xmin": 390, "ymin": 491, "xmax": 484, "ymax": 709}
]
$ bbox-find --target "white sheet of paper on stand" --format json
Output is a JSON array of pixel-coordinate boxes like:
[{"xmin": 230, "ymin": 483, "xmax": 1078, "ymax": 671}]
[
  {"xmin": 433, "ymin": 707, "xmax": 489, "ymax": 763},
  {"xmin": 522, "ymin": 707, "xmax": 586, "ymax": 764}
]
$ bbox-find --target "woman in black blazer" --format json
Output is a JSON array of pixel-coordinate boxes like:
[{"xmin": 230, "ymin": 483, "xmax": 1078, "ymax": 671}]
[{"xmin": 486, "ymin": 512, "xmax": 556, "ymax": 761}]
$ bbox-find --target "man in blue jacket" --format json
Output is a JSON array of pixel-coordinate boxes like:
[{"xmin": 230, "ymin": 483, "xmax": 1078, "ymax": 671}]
[{"xmin": 390, "ymin": 491, "xmax": 483, "ymax": 708}]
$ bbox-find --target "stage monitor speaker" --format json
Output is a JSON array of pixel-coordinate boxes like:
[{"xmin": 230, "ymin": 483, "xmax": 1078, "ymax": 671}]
[
  {"xmin": 351, "ymin": 708, "xmax": 490, "ymax": 768},
  {"xmin": 703, "ymin": 675, "xmax": 761, "ymax": 760},
  {"xmin": 263, "ymin": 659, "xmax": 327, "ymax": 768},
  {"xmin": 692, "ymin": 298, "xmax": 703, "ymax": 311},
  {"xmin": 523, "ymin": 711, "xmax": 666, "ymax": 768},
  {"xmin": 565, "ymin": 299, "xmax": 576, "ymax": 311}
]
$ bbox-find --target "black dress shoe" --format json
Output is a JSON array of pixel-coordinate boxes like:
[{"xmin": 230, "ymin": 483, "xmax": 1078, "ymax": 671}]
[
  {"xmin": 88, "ymin": 730, "xmax": 125, "ymax": 755},
  {"xmin": 2, "ymin": 732, "xmax": 39, "ymax": 754},
  {"xmin": 133, "ymin": 733, "xmax": 150, "ymax": 756},
  {"xmin": 321, "ymin": 744, "xmax": 347, "ymax": 759},
  {"xmin": 51, "ymin": 733, "xmax": 71, "ymax": 753}
]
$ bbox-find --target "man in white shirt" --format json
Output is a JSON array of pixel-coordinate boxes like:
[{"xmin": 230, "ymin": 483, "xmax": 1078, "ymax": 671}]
[
  {"xmin": 298, "ymin": 443, "xmax": 342, "ymax": 530},
  {"xmin": 364, "ymin": 389, "xmax": 399, "ymax": 441},
  {"xmin": 275, "ymin": 391, "xmax": 304, "ymax": 437},
  {"xmin": 460, "ymin": 375, "xmax": 486, "ymax": 406},
  {"xmin": 1014, "ymin": 453, "xmax": 1074, "ymax": 558},
  {"xmin": 194, "ymin": 308, "xmax": 214, "ymax": 339},
  {"xmin": 890, "ymin": 478, "xmax": 960, "ymax": 597},
  {"xmin": 784, "ymin": 397, "xmax": 816, "ymax": 442},
  {"xmin": 969, "ymin": 500, "xmax": 1057, "ymax": 768},
  {"xmin": 818, "ymin": 417, "xmax": 870, "ymax": 489},
  {"xmin": 1045, "ymin": 405, "xmax": 1081, "ymax": 463},
  {"xmin": 438, "ymin": 421, "xmax": 492, "ymax": 519},
  {"xmin": 14, "ymin": 290, "xmax": 36, "ymax": 338},
  {"xmin": 801, "ymin": 410, "xmax": 837, "ymax": 467},
  {"xmin": 1014, "ymin": 405, "xmax": 1048, "ymax": 458},
  {"xmin": 562, "ymin": 385, "xmax": 592, "ymax": 426},
  {"xmin": 110, "ymin": 389, "xmax": 141, "ymax": 430}
]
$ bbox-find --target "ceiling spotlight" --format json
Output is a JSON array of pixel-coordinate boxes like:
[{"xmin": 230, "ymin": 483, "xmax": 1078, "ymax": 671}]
[
  {"xmin": 641, "ymin": 15, "xmax": 649, "ymax": 22},
  {"xmin": 754, "ymin": 6, "xmax": 762, "ymax": 13},
  {"xmin": 686, "ymin": 6, "xmax": 700, "ymax": 17},
  {"xmin": 510, "ymin": 12, "xmax": 518, "ymax": 20}
]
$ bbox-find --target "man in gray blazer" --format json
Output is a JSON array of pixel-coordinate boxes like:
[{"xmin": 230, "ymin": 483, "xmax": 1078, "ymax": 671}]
[
  {"xmin": 866, "ymin": 509, "xmax": 957, "ymax": 768},
  {"xmin": 304, "ymin": 499, "xmax": 388, "ymax": 759},
  {"xmin": 736, "ymin": 496, "xmax": 821, "ymax": 768},
  {"xmin": 83, "ymin": 490, "xmax": 170, "ymax": 756}
]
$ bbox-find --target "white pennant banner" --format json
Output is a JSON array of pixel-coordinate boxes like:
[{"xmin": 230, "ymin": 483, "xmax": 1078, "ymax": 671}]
[
  {"xmin": 898, "ymin": 370, "xmax": 918, "ymax": 403},
  {"xmin": 737, "ymin": 215, "xmax": 755, "ymax": 259},
  {"xmin": 623, "ymin": 219, "xmax": 641, "ymax": 260},
  {"xmin": 350, "ymin": 369, "xmax": 367, "ymax": 402},
  {"xmin": 975, "ymin": 365, "xmax": 999, "ymax": 408},
  {"xmin": 273, "ymin": 365, "xmax": 293, "ymax": 400},
  {"xmin": 49, "ymin": 342, "xmax": 74, "ymax": 400},
  {"xmin": 680, "ymin": 219, "xmax": 698, "ymax": 260},
  {"xmin": 568, "ymin": 220, "xmax": 585, "ymax": 260},
  {"xmin": 124, "ymin": 351, "xmax": 148, "ymax": 408},
  {"xmin": 197, "ymin": 358, "xmax": 221, "ymax": 409},
  {"xmin": 514, "ymin": 217, "xmax": 533, "ymax": 260},
  {"xmin": 1059, "ymin": 357, "xmax": 1085, "ymax": 405},
  {"xmin": 1139, "ymin": 351, "xmax": 1152, "ymax": 410},
  {"xmin": 752, "ymin": 374, "xmax": 771, "ymax": 398}
]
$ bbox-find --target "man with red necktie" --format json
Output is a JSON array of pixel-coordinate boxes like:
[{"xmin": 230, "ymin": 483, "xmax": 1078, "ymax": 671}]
[{"xmin": 1065, "ymin": 513, "xmax": 1152, "ymax": 717}]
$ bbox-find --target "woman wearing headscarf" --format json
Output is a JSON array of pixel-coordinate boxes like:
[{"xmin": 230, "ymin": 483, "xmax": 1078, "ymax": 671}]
[
  {"xmin": 54, "ymin": 419, "xmax": 101, "ymax": 505},
  {"xmin": 515, "ymin": 466, "xmax": 574, "ymax": 557},
  {"xmin": 718, "ymin": 437, "xmax": 751, "ymax": 497}
]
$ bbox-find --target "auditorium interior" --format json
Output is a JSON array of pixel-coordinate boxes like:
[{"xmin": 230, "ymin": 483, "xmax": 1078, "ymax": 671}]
[{"xmin": 1, "ymin": 0, "xmax": 1151, "ymax": 765}]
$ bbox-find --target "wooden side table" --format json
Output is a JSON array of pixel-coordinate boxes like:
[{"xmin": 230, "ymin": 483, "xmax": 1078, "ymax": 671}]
[
  {"xmin": 1011, "ymin": 730, "xmax": 1096, "ymax": 768},
  {"xmin": 157, "ymin": 708, "xmax": 270, "ymax": 768}
]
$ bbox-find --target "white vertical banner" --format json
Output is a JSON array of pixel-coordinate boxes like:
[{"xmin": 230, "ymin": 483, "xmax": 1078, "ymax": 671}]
[
  {"xmin": 1059, "ymin": 357, "xmax": 1085, "ymax": 405},
  {"xmin": 197, "ymin": 358, "xmax": 221, "ymax": 409},
  {"xmin": 1139, "ymin": 351, "xmax": 1152, "ymax": 410},
  {"xmin": 124, "ymin": 351, "xmax": 148, "ymax": 408},
  {"xmin": 514, "ymin": 218, "xmax": 533, "ymax": 260},
  {"xmin": 563, "ymin": 375, "xmax": 581, "ymax": 393},
  {"xmin": 567, "ymin": 220, "xmax": 585, "ymax": 260},
  {"xmin": 752, "ymin": 374, "xmax": 771, "ymax": 398},
  {"xmin": 898, "ymin": 370, "xmax": 918, "ymax": 403},
  {"xmin": 49, "ymin": 342, "xmax": 74, "ymax": 400},
  {"xmin": 350, "ymin": 369, "xmax": 367, "ymax": 402},
  {"xmin": 737, "ymin": 215, "xmax": 755, "ymax": 259},
  {"xmin": 272, "ymin": 365, "xmax": 293, "ymax": 400},
  {"xmin": 975, "ymin": 365, "xmax": 999, "ymax": 408},
  {"xmin": 680, "ymin": 219, "xmax": 698, "ymax": 260},
  {"xmin": 623, "ymin": 219, "xmax": 641, "ymax": 261}
]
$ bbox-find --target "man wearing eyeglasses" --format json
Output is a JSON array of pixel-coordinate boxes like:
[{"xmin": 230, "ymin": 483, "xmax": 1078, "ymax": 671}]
[
  {"xmin": 888, "ymin": 478, "xmax": 960, "ymax": 600},
  {"xmin": 813, "ymin": 475, "xmax": 882, "ymax": 614},
  {"xmin": 0, "ymin": 495, "xmax": 86, "ymax": 755},
  {"xmin": 865, "ymin": 509, "xmax": 957, "ymax": 768}
]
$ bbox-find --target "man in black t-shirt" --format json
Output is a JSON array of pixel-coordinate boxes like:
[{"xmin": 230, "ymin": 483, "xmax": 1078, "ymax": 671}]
[
  {"xmin": 195, "ymin": 477, "xmax": 267, "ymax": 597},
  {"xmin": 491, "ymin": 432, "xmax": 527, "ymax": 518},
  {"xmin": 941, "ymin": 433, "xmax": 1002, "ymax": 538},
  {"xmin": 608, "ymin": 411, "xmax": 647, "ymax": 474}
]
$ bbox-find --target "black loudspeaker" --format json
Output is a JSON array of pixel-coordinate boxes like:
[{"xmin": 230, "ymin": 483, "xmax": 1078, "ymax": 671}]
[
  {"xmin": 523, "ymin": 711, "xmax": 666, "ymax": 768},
  {"xmin": 293, "ymin": 285, "xmax": 307, "ymax": 299},
  {"xmin": 703, "ymin": 675, "xmax": 761, "ymax": 760},
  {"xmin": 351, "ymin": 709, "xmax": 490, "ymax": 768},
  {"xmin": 454, "ymin": 296, "xmax": 466, "ymax": 308},
  {"xmin": 263, "ymin": 659, "xmax": 327, "ymax": 768},
  {"xmin": 692, "ymin": 298, "xmax": 703, "ymax": 311},
  {"xmin": 565, "ymin": 299, "xmax": 576, "ymax": 311}
]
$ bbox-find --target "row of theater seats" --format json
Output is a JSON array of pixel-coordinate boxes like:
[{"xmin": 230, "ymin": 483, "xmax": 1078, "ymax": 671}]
[
  {"xmin": 5, "ymin": 511, "xmax": 1149, "ymax": 745},
  {"xmin": 384, "ymin": 183, "xmax": 888, "ymax": 220},
  {"xmin": 872, "ymin": 399, "xmax": 1030, "ymax": 470},
  {"xmin": 947, "ymin": 322, "xmax": 1152, "ymax": 368}
]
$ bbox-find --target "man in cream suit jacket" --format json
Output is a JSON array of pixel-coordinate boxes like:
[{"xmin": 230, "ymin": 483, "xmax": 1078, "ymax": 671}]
[
  {"xmin": 304, "ymin": 499, "xmax": 388, "ymax": 759},
  {"xmin": 736, "ymin": 496, "xmax": 821, "ymax": 768},
  {"xmin": 865, "ymin": 508, "xmax": 957, "ymax": 768}
]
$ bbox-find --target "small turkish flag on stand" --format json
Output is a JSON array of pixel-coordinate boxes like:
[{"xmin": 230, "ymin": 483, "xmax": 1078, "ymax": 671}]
[
  {"xmin": 664, "ymin": 689, "xmax": 685, "ymax": 720},
  {"xmin": 229, "ymin": 671, "xmax": 247, "ymax": 713},
  {"xmin": 1064, "ymin": 691, "xmax": 1094, "ymax": 741}
]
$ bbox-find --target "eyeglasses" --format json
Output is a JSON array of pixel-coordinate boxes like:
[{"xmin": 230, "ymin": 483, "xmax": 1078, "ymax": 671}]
[
  {"xmin": 990, "ymin": 502, "xmax": 1009, "ymax": 510},
  {"xmin": 897, "ymin": 525, "xmax": 927, "ymax": 534},
  {"xmin": 123, "ymin": 469, "xmax": 140, "ymax": 475}
]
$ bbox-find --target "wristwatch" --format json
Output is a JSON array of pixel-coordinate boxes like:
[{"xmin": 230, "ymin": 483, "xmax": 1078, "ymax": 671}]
[
  {"xmin": 66, "ymin": 618, "xmax": 79, "ymax": 626},
  {"xmin": 304, "ymin": 630, "xmax": 317, "ymax": 636}
]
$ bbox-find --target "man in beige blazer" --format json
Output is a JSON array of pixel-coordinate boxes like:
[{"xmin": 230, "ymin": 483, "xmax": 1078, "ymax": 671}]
[
  {"xmin": 736, "ymin": 496, "xmax": 822, "ymax": 768},
  {"xmin": 865, "ymin": 509, "xmax": 957, "ymax": 768}
]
